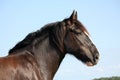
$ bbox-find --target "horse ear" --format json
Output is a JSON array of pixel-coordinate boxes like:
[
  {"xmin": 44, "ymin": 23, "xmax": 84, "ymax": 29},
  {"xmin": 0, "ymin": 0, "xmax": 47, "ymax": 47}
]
[{"xmin": 69, "ymin": 10, "xmax": 77, "ymax": 21}]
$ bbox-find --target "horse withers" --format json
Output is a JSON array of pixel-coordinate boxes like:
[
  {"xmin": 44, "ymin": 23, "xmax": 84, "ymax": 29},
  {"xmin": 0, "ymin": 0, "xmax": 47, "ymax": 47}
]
[{"xmin": 0, "ymin": 11, "xmax": 99, "ymax": 80}]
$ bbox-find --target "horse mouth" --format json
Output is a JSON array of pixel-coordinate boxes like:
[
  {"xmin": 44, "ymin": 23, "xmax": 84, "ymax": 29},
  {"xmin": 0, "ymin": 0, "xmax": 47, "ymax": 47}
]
[
  {"xmin": 86, "ymin": 61, "xmax": 95, "ymax": 66},
  {"xmin": 85, "ymin": 54, "xmax": 99, "ymax": 66}
]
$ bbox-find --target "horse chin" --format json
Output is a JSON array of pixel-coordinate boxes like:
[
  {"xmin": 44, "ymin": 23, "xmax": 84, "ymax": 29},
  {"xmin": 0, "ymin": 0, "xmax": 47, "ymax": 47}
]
[{"xmin": 85, "ymin": 61, "xmax": 94, "ymax": 66}]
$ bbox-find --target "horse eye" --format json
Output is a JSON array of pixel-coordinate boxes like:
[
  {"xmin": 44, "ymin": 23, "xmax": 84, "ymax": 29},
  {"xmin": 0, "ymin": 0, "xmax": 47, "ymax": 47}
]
[
  {"xmin": 76, "ymin": 29, "xmax": 82, "ymax": 33},
  {"xmin": 72, "ymin": 29, "xmax": 82, "ymax": 34},
  {"xmin": 69, "ymin": 28, "xmax": 82, "ymax": 35}
]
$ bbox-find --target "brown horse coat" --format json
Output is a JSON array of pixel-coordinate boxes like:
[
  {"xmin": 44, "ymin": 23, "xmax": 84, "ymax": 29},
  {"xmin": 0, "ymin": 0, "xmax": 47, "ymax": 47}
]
[{"xmin": 0, "ymin": 51, "xmax": 43, "ymax": 80}]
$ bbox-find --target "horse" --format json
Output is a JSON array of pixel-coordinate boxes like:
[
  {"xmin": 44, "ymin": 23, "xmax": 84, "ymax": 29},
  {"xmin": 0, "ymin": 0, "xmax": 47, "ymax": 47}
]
[{"xmin": 0, "ymin": 11, "xmax": 99, "ymax": 80}]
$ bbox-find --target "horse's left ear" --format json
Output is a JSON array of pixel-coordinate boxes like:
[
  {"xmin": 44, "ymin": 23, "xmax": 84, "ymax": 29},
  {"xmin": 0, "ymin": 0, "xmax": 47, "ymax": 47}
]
[{"xmin": 70, "ymin": 10, "xmax": 77, "ymax": 21}]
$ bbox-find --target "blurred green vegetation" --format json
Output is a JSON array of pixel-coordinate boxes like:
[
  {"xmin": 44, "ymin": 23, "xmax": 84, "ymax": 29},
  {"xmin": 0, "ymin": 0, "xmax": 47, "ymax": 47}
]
[{"xmin": 93, "ymin": 76, "xmax": 120, "ymax": 80}]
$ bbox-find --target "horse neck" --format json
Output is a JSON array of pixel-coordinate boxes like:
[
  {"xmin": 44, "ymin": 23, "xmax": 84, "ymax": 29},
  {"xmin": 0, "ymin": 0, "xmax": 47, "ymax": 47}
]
[{"xmin": 32, "ymin": 36, "xmax": 65, "ymax": 80}]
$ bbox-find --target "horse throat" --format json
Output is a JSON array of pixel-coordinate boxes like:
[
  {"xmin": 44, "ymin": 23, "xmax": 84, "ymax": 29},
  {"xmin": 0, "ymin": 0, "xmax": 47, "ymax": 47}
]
[{"xmin": 32, "ymin": 37, "xmax": 65, "ymax": 80}]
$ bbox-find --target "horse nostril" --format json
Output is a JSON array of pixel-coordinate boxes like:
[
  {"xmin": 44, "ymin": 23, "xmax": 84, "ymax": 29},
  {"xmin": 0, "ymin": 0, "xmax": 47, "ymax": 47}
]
[
  {"xmin": 95, "ymin": 55, "xmax": 99, "ymax": 60},
  {"xmin": 92, "ymin": 53, "xmax": 99, "ymax": 65},
  {"xmin": 95, "ymin": 53, "xmax": 99, "ymax": 61}
]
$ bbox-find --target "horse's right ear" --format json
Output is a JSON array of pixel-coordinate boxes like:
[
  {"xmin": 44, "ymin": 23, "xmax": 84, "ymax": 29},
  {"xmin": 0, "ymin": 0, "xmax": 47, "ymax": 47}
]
[
  {"xmin": 64, "ymin": 10, "xmax": 78, "ymax": 25},
  {"xmin": 69, "ymin": 10, "xmax": 77, "ymax": 21}
]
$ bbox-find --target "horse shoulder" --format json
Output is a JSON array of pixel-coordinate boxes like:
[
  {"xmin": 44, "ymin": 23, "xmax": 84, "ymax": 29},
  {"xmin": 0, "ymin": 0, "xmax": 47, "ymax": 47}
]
[{"xmin": 0, "ymin": 51, "xmax": 43, "ymax": 80}]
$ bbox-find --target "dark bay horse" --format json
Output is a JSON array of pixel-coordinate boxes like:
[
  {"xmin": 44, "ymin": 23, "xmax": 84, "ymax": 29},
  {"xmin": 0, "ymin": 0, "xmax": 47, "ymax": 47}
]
[{"xmin": 0, "ymin": 11, "xmax": 99, "ymax": 80}]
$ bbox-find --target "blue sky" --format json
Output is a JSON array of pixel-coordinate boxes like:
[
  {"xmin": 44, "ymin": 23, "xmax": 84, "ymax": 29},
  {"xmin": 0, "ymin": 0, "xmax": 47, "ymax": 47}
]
[{"xmin": 0, "ymin": 0, "xmax": 120, "ymax": 80}]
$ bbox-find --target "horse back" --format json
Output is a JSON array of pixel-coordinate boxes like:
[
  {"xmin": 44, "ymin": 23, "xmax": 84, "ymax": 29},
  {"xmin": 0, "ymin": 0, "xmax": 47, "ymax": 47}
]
[{"xmin": 0, "ymin": 51, "xmax": 43, "ymax": 80}]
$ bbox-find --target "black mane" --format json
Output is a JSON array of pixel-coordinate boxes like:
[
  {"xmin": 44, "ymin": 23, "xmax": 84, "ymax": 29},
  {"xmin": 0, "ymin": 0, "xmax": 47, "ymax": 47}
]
[
  {"xmin": 9, "ymin": 18, "xmax": 89, "ymax": 54},
  {"xmin": 9, "ymin": 22, "xmax": 61, "ymax": 54}
]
